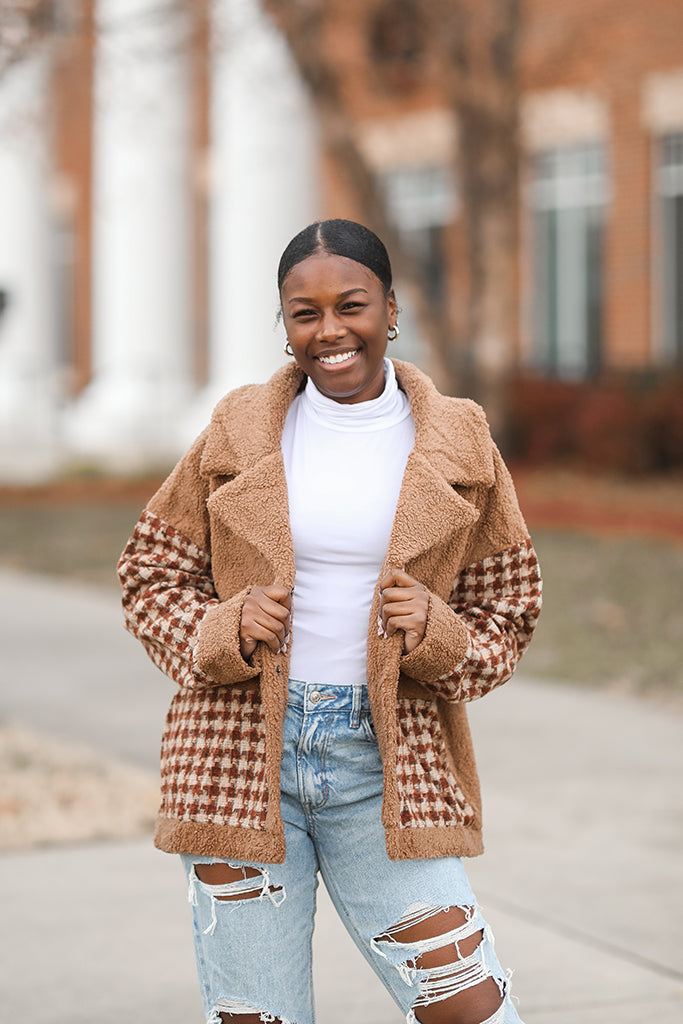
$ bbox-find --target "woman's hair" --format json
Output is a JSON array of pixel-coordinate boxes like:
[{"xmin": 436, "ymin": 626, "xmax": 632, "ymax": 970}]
[{"xmin": 277, "ymin": 219, "xmax": 393, "ymax": 294}]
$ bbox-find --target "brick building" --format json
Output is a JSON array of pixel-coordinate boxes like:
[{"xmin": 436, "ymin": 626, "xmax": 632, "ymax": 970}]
[
  {"xmin": 301, "ymin": 0, "xmax": 683, "ymax": 377},
  {"xmin": 520, "ymin": 0, "xmax": 683, "ymax": 376},
  {"xmin": 0, "ymin": 0, "xmax": 317, "ymax": 480},
  {"xmin": 1, "ymin": 0, "xmax": 681, "ymax": 478}
]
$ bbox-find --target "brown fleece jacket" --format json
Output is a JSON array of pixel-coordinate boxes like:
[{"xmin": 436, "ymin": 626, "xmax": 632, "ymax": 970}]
[{"xmin": 118, "ymin": 359, "xmax": 542, "ymax": 863}]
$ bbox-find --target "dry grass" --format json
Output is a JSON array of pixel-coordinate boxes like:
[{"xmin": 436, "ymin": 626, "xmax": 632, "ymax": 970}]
[
  {"xmin": 0, "ymin": 499, "xmax": 143, "ymax": 586},
  {"xmin": 0, "ymin": 725, "xmax": 158, "ymax": 851},
  {"xmin": 521, "ymin": 530, "xmax": 683, "ymax": 699}
]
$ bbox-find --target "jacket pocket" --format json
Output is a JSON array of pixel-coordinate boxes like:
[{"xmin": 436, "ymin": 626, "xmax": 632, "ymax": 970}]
[{"xmin": 395, "ymin": 698, "xmax": 475, "ymax": 829}]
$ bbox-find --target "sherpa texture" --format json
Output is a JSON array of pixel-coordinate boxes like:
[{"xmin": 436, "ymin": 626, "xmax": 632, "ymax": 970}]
[{"xmin": 118, "ymin": 360, "xmax": 542, "ymax": 863}]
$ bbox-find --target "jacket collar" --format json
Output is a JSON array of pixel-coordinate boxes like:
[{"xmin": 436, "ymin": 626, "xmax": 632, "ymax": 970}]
[{"xmin": 200, "ymin": 359, "xmax": 495, "ymax": 488}]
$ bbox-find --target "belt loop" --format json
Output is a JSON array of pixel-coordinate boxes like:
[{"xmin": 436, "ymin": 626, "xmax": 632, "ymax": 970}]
[{"xmin": 350, "ymin": 686, "xmax": 361, "ymax": 729}]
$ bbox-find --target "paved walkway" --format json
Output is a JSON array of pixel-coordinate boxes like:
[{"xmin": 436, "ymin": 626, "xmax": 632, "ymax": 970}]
[{"xmin": 1, "ymin": 568, "xmax": 682, "ymax": 1023}]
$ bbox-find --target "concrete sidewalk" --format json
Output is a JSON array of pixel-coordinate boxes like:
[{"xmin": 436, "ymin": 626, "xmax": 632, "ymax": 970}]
[{"xmin": 1, "ymin": 568, "xmax": 682, "ymax": 1022}]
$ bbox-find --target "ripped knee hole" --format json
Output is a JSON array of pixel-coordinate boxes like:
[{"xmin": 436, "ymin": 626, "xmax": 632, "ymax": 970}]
[
  {"xmin": 195, "ymin": 863, "xmax": 264, "ymax": 902},
  {"xmin": 211, "ymin": 998, "xmax": 293, "ymax": 1024},
  {"xmin": 374, "ymin": 904, "xmax": 508, "ymax": 1024},
  {"xmin": 376, "ymin": 905, "xmax": 483, "ymax": 965}
]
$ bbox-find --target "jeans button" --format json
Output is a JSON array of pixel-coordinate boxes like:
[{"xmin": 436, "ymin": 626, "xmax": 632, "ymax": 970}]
[{"xmin": 309, "ymin": 690, "xmax": 322, "ymax": 704}]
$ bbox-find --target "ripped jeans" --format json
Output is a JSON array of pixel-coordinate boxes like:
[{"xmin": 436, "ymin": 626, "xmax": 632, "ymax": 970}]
[{"xmin": 181, "ymin": 679, "xmax": 523, "ymax": 1024}]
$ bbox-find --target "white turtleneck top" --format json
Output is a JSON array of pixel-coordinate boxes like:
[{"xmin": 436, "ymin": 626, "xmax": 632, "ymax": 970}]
[{"xmin": 281, "ymin": 359, "xmax": 415, "ymax": 685}]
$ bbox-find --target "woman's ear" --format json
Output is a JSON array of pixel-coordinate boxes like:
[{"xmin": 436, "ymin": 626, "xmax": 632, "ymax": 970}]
[{"xmin": 387, "ymin": 288, "xmax": 398, "ymax": 325}]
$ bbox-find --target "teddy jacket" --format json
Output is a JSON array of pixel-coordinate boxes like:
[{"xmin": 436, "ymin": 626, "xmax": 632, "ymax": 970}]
[{"xmin": 118, "ymin": 359, "xmax": 542, "ymax": 864}]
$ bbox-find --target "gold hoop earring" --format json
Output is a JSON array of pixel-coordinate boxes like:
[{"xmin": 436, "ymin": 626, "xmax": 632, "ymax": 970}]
[
  {"xmin": 387, "ymin": 322, "xmax": 400, "ymax": 342},
  {"xmin": 284, "ymin": 340, "xmax": 294, "ymax": 357}
]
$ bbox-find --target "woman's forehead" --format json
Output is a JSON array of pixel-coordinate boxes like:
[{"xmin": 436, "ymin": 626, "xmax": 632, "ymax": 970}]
[{"xmin": 280, "ymin": 252, "xmax": 383, "ymax": 296}]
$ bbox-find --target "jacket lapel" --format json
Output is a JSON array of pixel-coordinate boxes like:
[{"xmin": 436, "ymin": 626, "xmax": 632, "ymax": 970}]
[
  {"xmin": 384, "ymin": 449, "xmax": 480, "ymax": 571},
  {"xmin": 383, "ymin": 360, "xmax": 494, "ymax": 574},
  {"xmin": 201, "ymin": 363, "xmax": 304, "ymax": 589},
  {"xmin": 207, "ymin": 453, "xmax": 296, "ymax": 588}
]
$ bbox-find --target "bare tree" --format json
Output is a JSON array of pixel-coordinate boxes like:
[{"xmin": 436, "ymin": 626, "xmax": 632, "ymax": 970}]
[
  {"xmin": 265, "ymin": 0, "xmax": 521, "ymax": 437},
  {"xmin": 264, "ymin": 0, "xmax": 457, "ymax": 394},
  {"xmin": 431, "ymin": 0, "xmax": 521, "ymax": 436}
]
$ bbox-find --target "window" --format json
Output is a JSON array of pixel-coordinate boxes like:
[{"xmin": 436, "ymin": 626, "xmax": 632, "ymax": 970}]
[
  {"xmin": 529, "ymin": 143, "xmax": 608, "ymax": 377},
  {"xmin": 655, "ymin": 132, "xmax": 683, "ymax": 365},
  {"xmin": 380, "ymin": 163, "xmax": 457, "ymax": 366},
  {"xmin": 381, "ymin": 163, "xmax": 456, "ymax": 308}
]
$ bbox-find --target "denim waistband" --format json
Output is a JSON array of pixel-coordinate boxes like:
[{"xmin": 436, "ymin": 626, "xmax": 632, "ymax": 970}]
[{"xmin": 287, "ymin": 678, "xmax": 371, "ymax": 716}]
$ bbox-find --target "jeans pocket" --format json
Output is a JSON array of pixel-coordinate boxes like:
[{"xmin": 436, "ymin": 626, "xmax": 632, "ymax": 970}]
[{"xmin": 360, "ymin": 711, "xmax": 378, "ymax": 741}]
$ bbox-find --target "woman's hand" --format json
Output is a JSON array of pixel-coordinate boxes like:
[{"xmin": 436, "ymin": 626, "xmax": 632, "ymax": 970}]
[
  {"xmin": 378, "ymin": 570, "xmax": 429, "ymax": 654},
  {"xmin": 239, "ymin": 584, "xmax": 292, "ymax": 660}
]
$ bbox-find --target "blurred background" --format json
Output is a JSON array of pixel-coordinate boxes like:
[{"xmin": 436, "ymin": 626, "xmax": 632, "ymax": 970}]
[
  {"xmin": 1, "ymin": 0, "xmax": 682, "ymax": 479},
  {"xmin": 1, "ymin": 3, "xmax": 683, "ymax": 1021}
]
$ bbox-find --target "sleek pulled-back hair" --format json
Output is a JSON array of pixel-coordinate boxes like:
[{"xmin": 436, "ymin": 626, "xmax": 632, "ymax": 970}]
[{"xmin": 277, "ymin": 219, "xmax": 393, "ymax": 294}]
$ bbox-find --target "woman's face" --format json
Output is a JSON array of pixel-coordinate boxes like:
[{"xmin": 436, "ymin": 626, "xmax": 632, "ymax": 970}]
[{"xmin": 280, "ymin": 251, "xmax": 398, "ymax": 404}]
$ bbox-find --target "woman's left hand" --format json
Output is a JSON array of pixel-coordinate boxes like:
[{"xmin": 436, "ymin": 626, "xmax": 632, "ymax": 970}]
[{"xmin": 378, "ymin": 570, "xmax": 429, "ymax": 654}]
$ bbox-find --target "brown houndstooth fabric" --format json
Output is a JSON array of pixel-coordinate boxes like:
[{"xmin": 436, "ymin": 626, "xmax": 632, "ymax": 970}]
[
  {"xmin": 396, "ymin": 698, "xmax": 475, "ymax": 829},
  {"xmin": 160, "ymin": 686, "xmax": 268, "ymax": 828},
  {"xmin": 118, "ymin": 510, "xmax": 219, "ymax": 689},
  {"xmin": 438, "ymin": 538, "xmax": 543, "ymax": 701}
]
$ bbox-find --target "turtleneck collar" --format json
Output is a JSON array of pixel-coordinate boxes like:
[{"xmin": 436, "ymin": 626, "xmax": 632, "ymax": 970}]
[{"xmin": 300, "ymin": 358, "xmax": 412, "ymax": 432}]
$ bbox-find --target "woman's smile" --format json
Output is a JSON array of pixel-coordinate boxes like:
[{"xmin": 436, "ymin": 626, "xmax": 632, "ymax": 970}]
[{"xmin": 316, "ymin": 348, "xmax": 360, "ymax": 366}]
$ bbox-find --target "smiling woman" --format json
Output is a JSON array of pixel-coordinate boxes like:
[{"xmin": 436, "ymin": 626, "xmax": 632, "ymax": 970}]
[
  {"xmin": 279, "ymin": 222, "xmax": 398, "ymax": 404},
  {"xmin": 118, "ymin": 218, "xmax": 542, "ymax": 1024}
]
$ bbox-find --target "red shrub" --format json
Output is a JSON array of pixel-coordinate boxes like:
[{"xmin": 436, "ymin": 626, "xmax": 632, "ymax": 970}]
[{"xmin": 508, "ymin": 372, "xmax": 683, "ymax": 473}]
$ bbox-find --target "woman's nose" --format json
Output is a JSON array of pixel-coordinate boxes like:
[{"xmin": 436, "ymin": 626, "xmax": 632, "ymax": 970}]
[{"xmin": 317, "ymin": 312, "xmax": 346, "ymax": 341}]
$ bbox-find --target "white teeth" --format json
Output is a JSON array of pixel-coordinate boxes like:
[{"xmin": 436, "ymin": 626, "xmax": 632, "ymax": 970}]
[{"xmin": 318, "ymin": 350, "xmax": 357, "ymax": 365}]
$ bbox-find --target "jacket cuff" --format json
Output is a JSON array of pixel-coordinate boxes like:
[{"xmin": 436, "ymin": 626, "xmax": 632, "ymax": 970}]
[
  {"xmin": 195, "ymin": 588, "xmax": 260, "ymax": 685},
  {"xmin": 399, "ymin": 592, "xmax": 471, "ymax": 682}
]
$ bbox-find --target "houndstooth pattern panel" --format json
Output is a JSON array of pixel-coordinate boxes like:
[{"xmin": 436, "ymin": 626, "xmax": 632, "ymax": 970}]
[
  {"xmin": 439, "ymin": 538, "xmax": 542, "ymax": 702},
  {"xmin": 160, "ymin": 687, "xmax": 268, "ymax": 829},
  {"xmin": 396, "ymin": 698, "xmax": 475, "ymax": 829},
  {"xmin": 118, "ymin": 510, "xmax": 220, "ymax": 689}
]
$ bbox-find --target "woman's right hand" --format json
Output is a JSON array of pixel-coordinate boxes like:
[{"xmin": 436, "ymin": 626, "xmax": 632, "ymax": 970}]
[{"xmin": 239, "ymin": 584, "xmax": 292, "ymax": 660}]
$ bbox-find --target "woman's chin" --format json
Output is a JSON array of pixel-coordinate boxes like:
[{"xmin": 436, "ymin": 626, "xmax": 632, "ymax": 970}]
[{"xmin": 310, "ymin": 360, "xmax": 385, "ymax": 404}]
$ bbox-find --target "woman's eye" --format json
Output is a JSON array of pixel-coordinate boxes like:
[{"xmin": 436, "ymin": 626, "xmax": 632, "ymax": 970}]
[
  {"xmin": 341, "ymin": 301, "xmax": 363, "ymax": 311},
  {"xmin": 292, "ymin": 309, "xmax": 316, "ymax": 319}
]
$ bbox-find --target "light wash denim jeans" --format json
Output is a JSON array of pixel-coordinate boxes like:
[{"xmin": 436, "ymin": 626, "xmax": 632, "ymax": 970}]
[{"xmin": 181, "ymin": 679, "xmax": 523, "ymax": 1024}]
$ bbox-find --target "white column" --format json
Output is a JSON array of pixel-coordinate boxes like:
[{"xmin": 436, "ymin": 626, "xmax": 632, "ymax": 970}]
[
  {"xmin": 65, "ymin": 0, "xmax": 193, "ymax": 471},
  {"xmin": 186, "ymin": 0, "xmax": 318, "ymax": 437},
  {"xmin": 0, "ymin": 54, "xmax": 61, "ymax": 482}
]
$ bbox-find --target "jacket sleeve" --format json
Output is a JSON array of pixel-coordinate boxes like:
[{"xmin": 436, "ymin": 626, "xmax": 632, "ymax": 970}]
[
  {"xmin": 399, "ymin": 449, "xmax": 542, "ymax": 702},
  {"xmin": 117, "ymin": 433, "xmax": 259, "ymax": 690}
]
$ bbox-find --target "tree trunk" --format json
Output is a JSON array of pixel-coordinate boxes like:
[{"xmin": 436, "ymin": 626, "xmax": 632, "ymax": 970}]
[
  {"xmin": 264, "ymin": 0, "xmax": 456, "ymax": 393},
  {"xmin": 431, "ymin": 0, "xmax": 521, "ymax": 441}
]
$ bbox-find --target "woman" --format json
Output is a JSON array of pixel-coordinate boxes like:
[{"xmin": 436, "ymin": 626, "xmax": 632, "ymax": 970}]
[{"xmin": 118, "ymin": 219, "xmax": 542, "ymax": 1024}]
